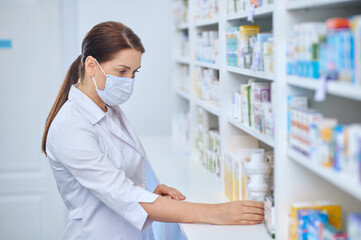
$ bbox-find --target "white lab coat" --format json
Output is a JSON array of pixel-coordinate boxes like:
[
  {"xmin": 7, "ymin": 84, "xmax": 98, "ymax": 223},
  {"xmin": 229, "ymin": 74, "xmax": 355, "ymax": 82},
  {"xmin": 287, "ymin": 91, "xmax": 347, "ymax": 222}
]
[{"xmin": 46, "ymin": 85, "xmax": 159, "ymax": 240}]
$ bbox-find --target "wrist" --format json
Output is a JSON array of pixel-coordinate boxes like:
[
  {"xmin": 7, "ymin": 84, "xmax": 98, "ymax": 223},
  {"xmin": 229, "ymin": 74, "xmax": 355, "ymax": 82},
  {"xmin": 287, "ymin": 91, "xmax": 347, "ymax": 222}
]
[{"xmin": 201, "ymin": 203, "xmax": 221, "ymax": 224}]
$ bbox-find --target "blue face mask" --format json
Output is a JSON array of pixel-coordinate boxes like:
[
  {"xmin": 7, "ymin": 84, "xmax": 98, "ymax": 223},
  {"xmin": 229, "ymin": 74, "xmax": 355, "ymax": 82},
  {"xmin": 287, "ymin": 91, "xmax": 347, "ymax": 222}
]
[{"xmin": 91, "ymin": 58, "xmax": 135, "ymax": 106}]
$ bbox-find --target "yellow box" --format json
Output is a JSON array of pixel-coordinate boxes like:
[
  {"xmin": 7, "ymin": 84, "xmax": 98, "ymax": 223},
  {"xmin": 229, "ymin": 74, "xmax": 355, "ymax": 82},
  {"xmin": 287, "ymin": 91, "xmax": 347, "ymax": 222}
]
[
  {"xmin": 289, "ymin": 202, "xmax": 315, "ymax": 240},
  {"xmin": 223, "ymin": 153, "xmax": 234, "ymax": 201},
  {"xmin": 289, "ymin": 202, "xmax": 342, "ymax": 240},
  {"xmin": 314, "ymin": 201, "xmax": 342, "ymax": 230}
]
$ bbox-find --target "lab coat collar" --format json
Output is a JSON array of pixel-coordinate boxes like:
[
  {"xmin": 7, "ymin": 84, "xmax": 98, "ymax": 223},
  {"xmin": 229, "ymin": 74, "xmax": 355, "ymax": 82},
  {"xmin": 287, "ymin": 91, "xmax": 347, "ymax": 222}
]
[
  {"xmin": 108, "ymin": 106, "xmax": 146, "ymax": 158},
  {"xmin": 68, "ymin": 85, "xmax": 146, "ymax": 158},
  {"xmin": 68, "ymin": 85, "xmax": 106, "ymax": 125}
]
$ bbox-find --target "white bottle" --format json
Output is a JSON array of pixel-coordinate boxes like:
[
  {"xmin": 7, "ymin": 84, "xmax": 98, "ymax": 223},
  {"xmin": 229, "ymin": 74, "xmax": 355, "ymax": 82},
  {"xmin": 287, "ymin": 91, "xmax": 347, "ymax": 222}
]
[
  {"xmin": 246, "ymin": 149, "xmax": 271, "ymax": 175},
  {"xmin": 247, "ymin": 174, "xmax": 269, "ymax": 202},
  {"xmin": 246, "ymin": 149, "xmax": 271, "ymax": 201}
]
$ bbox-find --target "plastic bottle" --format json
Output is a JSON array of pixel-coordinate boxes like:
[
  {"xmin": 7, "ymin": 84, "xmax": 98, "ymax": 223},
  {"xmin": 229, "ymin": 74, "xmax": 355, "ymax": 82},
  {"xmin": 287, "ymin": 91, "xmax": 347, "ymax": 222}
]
[
  {"xmin": 246, "ymin": 149, "xmax": 271, "ymax": 201},
  {"xmin": 246, "ymin": 149, "xmax": 271, "ymax": 175},
  {"xmin": 247, "ymin": 174, "xmax": 269, "ymax": 202}
]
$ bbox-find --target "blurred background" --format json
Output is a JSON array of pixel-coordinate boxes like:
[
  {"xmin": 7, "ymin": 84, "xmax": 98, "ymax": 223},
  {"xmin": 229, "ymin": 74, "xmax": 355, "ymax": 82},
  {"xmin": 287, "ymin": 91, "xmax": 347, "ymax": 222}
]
[{"xmin": 0, "ymin": 0, "xmax": 173, "ymax": 238}]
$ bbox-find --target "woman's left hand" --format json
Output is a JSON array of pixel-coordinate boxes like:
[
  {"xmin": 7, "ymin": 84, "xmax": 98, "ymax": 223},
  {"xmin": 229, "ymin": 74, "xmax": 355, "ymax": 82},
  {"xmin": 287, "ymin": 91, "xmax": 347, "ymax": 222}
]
[{"xmin": 153, "ymin": 184, "xmax": 186, "ymax": 200}]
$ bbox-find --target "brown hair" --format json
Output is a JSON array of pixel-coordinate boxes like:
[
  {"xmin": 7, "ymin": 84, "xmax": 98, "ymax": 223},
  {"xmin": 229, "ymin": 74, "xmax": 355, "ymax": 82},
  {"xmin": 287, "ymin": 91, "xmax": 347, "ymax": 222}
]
[{"xmin": 42, "ymin": 21, "xmax": 145, "ymax": 154}]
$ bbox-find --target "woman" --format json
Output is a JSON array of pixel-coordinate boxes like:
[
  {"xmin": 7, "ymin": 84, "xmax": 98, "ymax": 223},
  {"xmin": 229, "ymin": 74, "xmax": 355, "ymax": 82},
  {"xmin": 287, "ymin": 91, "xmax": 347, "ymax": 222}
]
[{"xmin": 42, "ymin": 21, "xmax": 264, "ymax": 240}]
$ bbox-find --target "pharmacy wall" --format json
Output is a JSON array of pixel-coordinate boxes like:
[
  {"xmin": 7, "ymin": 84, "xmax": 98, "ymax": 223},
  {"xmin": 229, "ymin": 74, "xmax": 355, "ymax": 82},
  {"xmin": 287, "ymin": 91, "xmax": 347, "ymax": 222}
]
[
  {"xmin": 169, "ymin": 0, "xmax": 361, "ymax": 239},
  {"xmin": 0, "ymin": 0, "xmax": 67, "ymax": 239},
  {"xmin": 62, "ymin": 0, "xmax": 174, "ymax": 137}
]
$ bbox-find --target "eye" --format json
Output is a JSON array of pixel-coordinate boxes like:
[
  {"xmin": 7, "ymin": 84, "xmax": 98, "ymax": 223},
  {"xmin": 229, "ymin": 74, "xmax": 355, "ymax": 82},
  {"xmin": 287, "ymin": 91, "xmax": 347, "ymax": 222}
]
[{"xmin": 132, "ymin": 70, "xmax": 139, "ymax": 77}]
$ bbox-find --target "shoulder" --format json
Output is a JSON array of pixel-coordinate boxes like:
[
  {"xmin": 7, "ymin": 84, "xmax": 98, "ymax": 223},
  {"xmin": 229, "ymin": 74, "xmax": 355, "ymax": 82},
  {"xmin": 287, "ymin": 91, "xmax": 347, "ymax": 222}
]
[{"xmin": 46, "ymin": 101, "xmax": 96, "ymax": 156}]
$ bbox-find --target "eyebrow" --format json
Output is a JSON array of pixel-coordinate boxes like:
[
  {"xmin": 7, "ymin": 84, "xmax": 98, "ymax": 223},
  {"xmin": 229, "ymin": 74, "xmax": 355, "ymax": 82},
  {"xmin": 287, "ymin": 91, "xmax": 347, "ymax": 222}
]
[{"xmin": 117, "ymin": 64, "xmax": 141, "ymax": 71}]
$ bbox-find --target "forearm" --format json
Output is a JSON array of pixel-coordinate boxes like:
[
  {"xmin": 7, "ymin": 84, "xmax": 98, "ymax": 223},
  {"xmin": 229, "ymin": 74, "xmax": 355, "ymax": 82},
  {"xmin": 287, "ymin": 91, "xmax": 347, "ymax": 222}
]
[{"xmin": 140, "ymin": 196, "xmax": 218, "ymax": 224}]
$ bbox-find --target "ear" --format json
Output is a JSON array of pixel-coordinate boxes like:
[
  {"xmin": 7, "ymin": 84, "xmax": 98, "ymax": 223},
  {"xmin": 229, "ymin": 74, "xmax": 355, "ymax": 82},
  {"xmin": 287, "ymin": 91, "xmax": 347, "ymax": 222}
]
[{"xmin": 84, "ymin": 56, "xmax": 96, "ymax": 77}]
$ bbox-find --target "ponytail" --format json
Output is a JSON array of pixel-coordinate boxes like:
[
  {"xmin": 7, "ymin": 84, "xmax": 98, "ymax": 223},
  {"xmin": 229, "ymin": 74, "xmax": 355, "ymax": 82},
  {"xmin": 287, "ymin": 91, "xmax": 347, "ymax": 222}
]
[{"xmin": 42, "ymin": 55, "xmax": 81, "ymax": 155}]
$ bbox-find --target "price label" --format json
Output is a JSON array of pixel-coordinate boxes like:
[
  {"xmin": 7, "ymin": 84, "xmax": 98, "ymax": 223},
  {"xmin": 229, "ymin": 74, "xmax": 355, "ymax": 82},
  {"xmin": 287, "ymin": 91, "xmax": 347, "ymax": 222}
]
[
  {"xmin": 314, "ymin": 77, "xmax": 327, "ymax": 102},
  {"xmin": 247, "ymin": 5, "xmax": 256, "ymax": 22}
]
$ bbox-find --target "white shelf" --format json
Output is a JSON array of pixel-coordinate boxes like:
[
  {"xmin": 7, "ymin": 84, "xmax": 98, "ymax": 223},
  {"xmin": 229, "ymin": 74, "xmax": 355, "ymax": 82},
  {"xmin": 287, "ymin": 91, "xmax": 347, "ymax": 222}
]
[
  {"xmin": 194, "ymin": 18, "xmax": 219, "ymax": 27},
  {"xmin": 142, "ymin": 136, "xmax": 273, "ymax": 240},
  {"xmin": 176, "ymin": 89, "xmax": 191, "ymax": 101},
  {"xmin": 287, "ymin": 76, "xmax": 361, "ymax": 101},
  {"xmin": 171, "ymin": 1, "xmax": 361, "ymax": 240},
  {"xmin": 196, "ymin": 99, "xmax": 220, "ymax": 116},
  {"xmin": 194, "ymin": 61, "xmax": 220, "ymax": 70},
  {"xmin": 177, "ymin": 23, "xmax": 189, "ymax": 30},
  {"xmin": 288, "ymin": 148, "xmax": 361, "ymax": 202},
  {"xmin": 227, "ymin": 6, "xmax": 274, "ymax": 21},
  {"xmin": 176, "ymin": 58, "xmax": 191, "ymax": 65},
  {"xmin": 286, "ymin": 0, "xmax": 361, "ymax": 10},
  {"xmin": 228, "ymin": 116, "xmax": 275, "ymax": 147},
  {"xmin": 227, "ymin": 66, "xmax": 274, "ymax": 81}
]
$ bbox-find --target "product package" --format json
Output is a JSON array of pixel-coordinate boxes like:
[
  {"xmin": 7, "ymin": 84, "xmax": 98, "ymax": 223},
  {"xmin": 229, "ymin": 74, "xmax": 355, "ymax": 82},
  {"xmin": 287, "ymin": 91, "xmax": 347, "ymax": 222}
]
[
  {"xmin": 196, "ymin": 31, "xmax": 219, "ymax": 64},
  {"xmin": 195, "ymin": 107, "xmax": 220, "ymax": 176},
  {"xmin": 241, "ymin": 79, "xmax": 255, "ymax": 127},
  {"xmin": 223, "ymin": 153, "xmax": 234, "ymax": 200},
  {"xmin": 196, "ymin": 0, "xmax": 218, "ymax": 22},
  {"xmin": 289, "ymin": 202, "xmax": 342, "ymax": 240},
  {"xmin": 297, "ymin": 209, "xmax": 346, "ymax": 240},
  {"xmin": 287, "ymin": 95, "xmax": 308, "ymax": 142},
  {"xmin": 239, "ymin": 26, "xmax": 260, "ymax": 69},
  {"xmin": 287, "ymin": 15, "xmax": 361, "ymax": 88},
  {"xmin": 265, "ymin": 195, "xmax": 275, "ymax": 238},
  {"xmin": 348, "ymin": 213, "xmax": 361, "ymax": 240},
  {"xmin": 351, "ymin": 15, "xmax": 361, "ymax": 86},
  {"xmin": 251, "ymin": 33, "xmax": 273, "ymax": 71},
  {"xmin": 226, "ymin": 27, "xmax": 239, "ymax": 66}
]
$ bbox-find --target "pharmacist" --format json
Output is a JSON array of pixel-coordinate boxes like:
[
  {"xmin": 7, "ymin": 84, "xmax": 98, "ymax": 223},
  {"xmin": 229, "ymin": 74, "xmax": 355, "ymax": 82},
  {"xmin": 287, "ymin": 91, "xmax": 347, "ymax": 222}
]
[{"xmin": 42, "ymin": 21, "xmax": 264, "ymax": 240}]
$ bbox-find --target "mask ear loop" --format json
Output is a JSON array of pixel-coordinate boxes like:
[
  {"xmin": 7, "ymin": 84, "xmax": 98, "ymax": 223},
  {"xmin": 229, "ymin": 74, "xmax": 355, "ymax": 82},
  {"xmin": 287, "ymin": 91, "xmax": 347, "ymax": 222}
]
[
  {"xmin": 91, "ymin": 57, "xmax": 107, "ymax": 91},
  {"xmin": 91, "ymin": 76, "xmax": 99, "ymax": 90},
  {"xmin": 94, "ymin": 58, "xmax": 107, "ymax": 77}
]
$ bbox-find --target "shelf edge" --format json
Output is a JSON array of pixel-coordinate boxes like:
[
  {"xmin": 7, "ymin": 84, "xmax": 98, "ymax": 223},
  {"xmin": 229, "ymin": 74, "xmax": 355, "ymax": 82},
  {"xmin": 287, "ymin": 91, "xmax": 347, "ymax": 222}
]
[{"xmin": 288, "ymin": 148, "xmax": 361, "ymax": 202}]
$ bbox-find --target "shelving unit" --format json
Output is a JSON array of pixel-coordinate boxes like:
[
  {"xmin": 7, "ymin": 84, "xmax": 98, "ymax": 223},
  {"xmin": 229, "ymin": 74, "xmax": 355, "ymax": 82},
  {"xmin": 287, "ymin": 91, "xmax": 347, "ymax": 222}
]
[
  {"xmin": 194, "ymin": 18, "xmax": 219, "ymax": 27},
  {"xmin": 227, "ymin": 66, "xmax": 274, "ymax": 81},
  {"xmin": 143, "ymin": 136, "xmax": 271, "ymax": 240},
  {"xmin": 228, "ymin": 116, "xmax": 275, "ymax": 147},
  {"xmin": 176, "ymin": 89, "xmax": 191, "ymax": 101},
  {"xmin": 177, "ymin": 23, "xmax": 189, "ymax": 30},
  {"xmin": 196, "ymin": 99, "xmax": 220, "ymax": 117},
  {"xmin": 227, "ymin": 5, "xmax": 274, "ymax": 21},
  {"xmin": 172, "ymin": 0, "xmax": 361, "ymax": 239},
  {"xmin": 287, "ymin": 76, "xmax": 361, "ymax": 101},
  {"xmin": 176, "ymin": 58, "xmax": 191, "ymax": 65},
  {"xmin": 288, "ymin": 148, "xmax": 361, "ymax": 202},
  {"xmin": 194, "ymin": 60, "xmax": 220, "ymax": 70},
  {"xmin": 286, "ymin": 0, "xmax": 361, "ymax": 10}
]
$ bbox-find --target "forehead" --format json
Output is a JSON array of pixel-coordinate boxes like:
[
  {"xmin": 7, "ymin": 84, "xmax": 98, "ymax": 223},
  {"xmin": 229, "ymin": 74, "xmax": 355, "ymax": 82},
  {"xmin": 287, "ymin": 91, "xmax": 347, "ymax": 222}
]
[{"xmin": 110, "ymin": 49, "xmax": 142, "ymax": 68}]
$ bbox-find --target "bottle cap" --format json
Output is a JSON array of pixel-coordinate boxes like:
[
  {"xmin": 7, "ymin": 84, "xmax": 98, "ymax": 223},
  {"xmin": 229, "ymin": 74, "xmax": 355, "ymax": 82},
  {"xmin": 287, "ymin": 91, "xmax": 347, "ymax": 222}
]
[
  {"xmin": 326, "ymin": 18, "xmax": 349, "ymax": 30},
  {"xmin": 251, "ymin": 149, "xmax": 265, "ymax": 163}
]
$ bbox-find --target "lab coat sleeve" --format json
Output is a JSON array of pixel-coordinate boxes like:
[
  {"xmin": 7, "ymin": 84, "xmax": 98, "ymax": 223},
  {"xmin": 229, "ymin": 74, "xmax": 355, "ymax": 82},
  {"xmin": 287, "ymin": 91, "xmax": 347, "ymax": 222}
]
[{"xmin": 53, "ymin": 120, "xmax": 159, "ymax": 231}]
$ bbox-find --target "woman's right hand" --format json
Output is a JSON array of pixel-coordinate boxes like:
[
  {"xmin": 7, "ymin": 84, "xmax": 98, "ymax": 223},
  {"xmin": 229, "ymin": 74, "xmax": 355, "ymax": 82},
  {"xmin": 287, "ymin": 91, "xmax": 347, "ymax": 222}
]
[{"xmin": 210, "ymin": 200, "xmax": 264, "ymax": 225}]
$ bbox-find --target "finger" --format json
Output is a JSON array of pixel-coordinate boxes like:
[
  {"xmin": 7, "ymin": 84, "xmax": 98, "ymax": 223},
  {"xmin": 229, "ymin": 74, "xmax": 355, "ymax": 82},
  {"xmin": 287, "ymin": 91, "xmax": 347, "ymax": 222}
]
[
  {"xmin": 173, "ymin": 191, "xmax": 185, "ymax": 200},
  {"xmin": 242, "ymin": 207, "xmax": 264, "ymax": 215},
  {"xmin": 175, "ymin": 191, "xmax": 186, "ymax": 200},
  {"xmin": 164, "ymin": 195, "xmax": 172, "ymax": 199},
  {"xmin": 236, "ymin": 220, "xmax": 263, "ymax": 225},
  {"xmin": 169, "ymin": 192, "xmax": 180, "ymax": 200},
  {"xmin": 241, "ymin": 201, "xmax": 264, "ymax": 209},
  {"xmin": 240, "ymin": 214, "xmax": 264, "ymax": 221}
]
